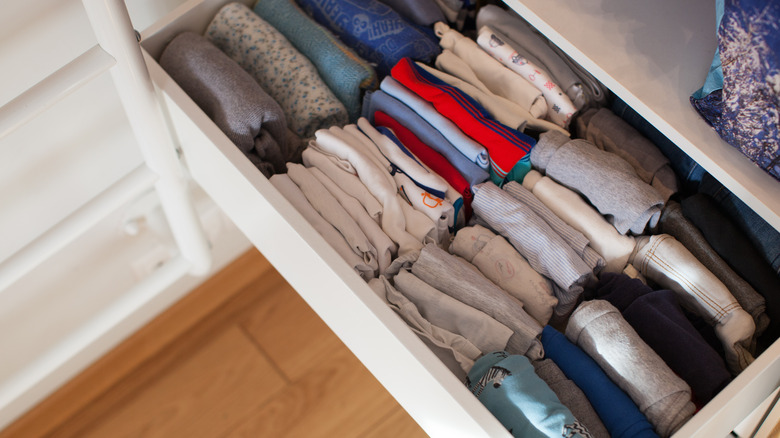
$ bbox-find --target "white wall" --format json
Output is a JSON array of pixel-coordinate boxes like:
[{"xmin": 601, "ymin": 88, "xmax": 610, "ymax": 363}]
[{"xmin": 0, "ymin": 0, "xmax": 250, "ymax": 429}]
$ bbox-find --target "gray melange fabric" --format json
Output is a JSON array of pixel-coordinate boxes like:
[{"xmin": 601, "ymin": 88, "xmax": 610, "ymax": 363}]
[
  {"xmin": 472, "ymin": 182, "xmax": 592, "ymax": 316},
  {"xmin": 286, "ymin": 163, "xmax": 378, "ymax": 269},
  {"xmin": 368, "ymin": 276, "xmax": 480, "ymax": 379},
  {"xmin": 450, "ymin": 225, "xmax": 558, "ymax": 326},
  {"xmin": 659, "ymin": 201, "xmax": 769, "ymax": 335},
  {"xmin": 532, "ymin": 359, "xmax": 610, "ymax": 438},
  {"xmin": 394, "ymin": 270, "xmax": 513, "ymax": 354},
  {"xmin": 565, "ymin": 300, "xmax": 696, "ymax": 437},
  {"xmin": 309, "ymin": 167, "xmax": 396, "ymax": 275},
  {"xmin": 411, "ymin": 244, "xmax": 544, "ymax": 359},
  {"xmin": 531, "ymin": 130, "xmax": 664, "ymax": 235},
  {"xmin": 270, "ymin": 174, "xmax": 376, "ymax": 279},
  {"xmin": 577, "ymin": 108, "xmax": 678, "ymax": 202},
  {"xmin": 159, "ymin": 31, "xmax": 301, "ymax": 177},
  {"xmin": 504, "ymin": 181, "xmax": 605, "ymax": 272}
]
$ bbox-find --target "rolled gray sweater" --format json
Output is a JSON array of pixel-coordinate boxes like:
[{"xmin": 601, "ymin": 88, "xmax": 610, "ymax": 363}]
[{"xmin": 531, "ymin": 130, "xmax": 664, "ymax": 235}]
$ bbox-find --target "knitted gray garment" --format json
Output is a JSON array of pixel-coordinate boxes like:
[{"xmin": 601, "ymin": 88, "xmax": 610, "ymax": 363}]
[
  {"xmin": 531, "ymin": 130, "xmax": 664, "ymax": 235},
  {"xmin": 659, "ymin": 201, "xmax": 769, "ymax": 335},
  {"xmin": 578, "ymin": 108, "xmax": 678, "ymax": 202},
  {"xmin": 159, "ymin": 31, "xmax": 300, "ymax": 176},
  {"xmin": 411, "ymin": 244, "xmax": 544, "ymax": 359},
  {"xmin": 566, "ymin": 300, "xmax": 696, "ymax": 437},
  {"xmin": 532, "ymin": 359, "xmax": 610, "ymax": 438}
]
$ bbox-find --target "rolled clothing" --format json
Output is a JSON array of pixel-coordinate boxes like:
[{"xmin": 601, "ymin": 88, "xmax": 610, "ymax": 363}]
[
  {"xmin": 376, "ymin": 0, "xmax": 446, "ymax": 26},
  {"xmin": 380, "ymin": 76, "xmax": 489, "ymax": 170},
  {"xmin": 368, "ymin": 276, "xmax": 480, "ymax": 378},
  {"xmin": 412, "ymin": 243, "xmax": 544, "ymax": 359},
  {"xmin": 532, "ymin": 359, "xmax": 610, "ymax": 438},
  {"xmin": 531, "ymin": 130, "xmax": 664, "ymax": 235},
  {"xmin": 467, "ymin": 351, "xmax": 592, "ymax": 438},
  {"xmin": 659, "ymin": 201, "xmax": 769, "ymax": 336},
  {"xmin": 159, "ymin": 31, "xmax": 300, "ymax": 177},
  {"xmin": 541, "ymin": 326, "xmax": 659, "ymax": 438},
  {"xmin": 308, "ymin": 167, "xmax": 396, "ymax": 275},
  {"xmin": 576, "ymin": 107, "xmax": 678, "ymax": 202},
  {"xmin": 301, "ymin": 146, "xmax": 383, "ymax": 221},
  {"xmin": 206, "ymin": 3, "xmax": 347, "ymax": 138},
  {"xmin": 270, "ymin": 174, "xmax": 376, "ymax": 279},
  {"xmin": 472, "ymin": 182, "xmax": 593, "ymax": 316},
  {"xmin": 286, "ymin": 163, "xmax": 378, "ymax": 269},
  {"xmin": 682, "ymin": 193, "xmax": 780, "ymax": 347},
  {"xmin": 374, "ymin": 110, "xmax": 474, "ymax": 221},
  {"xmin": 629, "ymin": 234, "xmax": 756, "ymax": 374},
  {"xmin": 293, "ymin": 0, "xmax": 440, "ymax": 77},
  {"xmin": 522, "ymin": 170, "xmax": 635, "ymax": 273},
  {"xmin": 587, "ymin": 272, "xmax": 732, "ymax": 405},
  {"xmin": 504, "ymin": 181, "xmax": 605, "ymax": 273},
  {"xmin": 391, "ymin": 57, "xmax": 535, "ymax": 185},
  {"xmin": 434, "ymin": 21, "xmax": 546, "ymax": 119},
  {"xmin": 362, "ymin": 89, "xmax": 491, "ymax": 186},
  {"xmin": 253, "ymin": 0, "xmax": 376, "ymax": 122},
  {"xmin": 394, "ymin": 270, "xmax": 513, "ymax": 354},
  {"xmin": 451, "ymin": 225, "xmax": 558, "ymax": 326},
  {"xmin": 313, "ymin": 128, "xmax": 423, "ymax": 254},
  {"xmin": 477, "ymin": 26, "xmax": 578, "ymax": 128},
  {"xmin": 565, "ymin": 300, "xmax": 696, "ymax": 437}
]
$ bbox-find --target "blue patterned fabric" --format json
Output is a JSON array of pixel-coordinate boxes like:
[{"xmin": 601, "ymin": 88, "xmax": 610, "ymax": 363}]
[
  {"xmin": 253, "ymin": 0, "xmax": 376, "ymax": 122},
  {"xmin": 293, "ymin": 0, "xmax": 441, "ymax": 77},
  {"xmin": 691, "ymin": 0, "xmax": 780, "ymax": 180}
]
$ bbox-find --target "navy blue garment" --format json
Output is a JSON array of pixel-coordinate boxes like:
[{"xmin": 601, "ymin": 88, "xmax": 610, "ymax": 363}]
[
  {"xmin": 293, "ymin": 0, "xmax": 440, "ymax": 78},
  {"xmin": 540, "ymin": 326, "xmax": 659, "ymax": 438},
  {"xmin": 682, "ymin": 193, "xmax": 780, "ymax": 351},
  {"xmin": 586, "ymin": 273, "xmax": 732, "ymax": 405}
]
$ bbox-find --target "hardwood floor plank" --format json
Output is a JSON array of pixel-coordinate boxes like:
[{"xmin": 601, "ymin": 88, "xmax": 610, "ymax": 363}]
[
  {"xmin": 77, "ymin": 326, "xmax": 286, "ymax": 438},
  {"xmin": 362, "ymin": 405, "xmax": 429, "ymax": 438},
  {"xmin": 0, "ymin": 250, "xmax": 271, "ymax": 438},
  {"xmin": 224, "ymin": 346, "xmax": 402, "ymax": 438}
]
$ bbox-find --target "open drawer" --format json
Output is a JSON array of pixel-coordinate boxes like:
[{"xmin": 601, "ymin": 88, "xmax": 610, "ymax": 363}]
[{"xmin": 139, "ymin": 0, "xmax": 780, "ymax": 436}]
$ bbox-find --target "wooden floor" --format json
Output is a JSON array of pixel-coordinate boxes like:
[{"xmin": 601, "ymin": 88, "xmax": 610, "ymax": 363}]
[{"xmin": 1, "ymin": 250, "xmax": 428, "ymax": 438}]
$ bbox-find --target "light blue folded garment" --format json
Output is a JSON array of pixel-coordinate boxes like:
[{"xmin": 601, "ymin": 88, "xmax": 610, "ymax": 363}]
[{"xmin": 253, "ymin": 0, "xmax": 376, "ymax": 122}]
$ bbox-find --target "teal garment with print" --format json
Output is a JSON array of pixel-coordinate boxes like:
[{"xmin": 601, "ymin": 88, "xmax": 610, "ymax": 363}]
[
  {"xmin": 467, "ymin": 351, "xmax": 593, "ymax": 438},
  {"xmin": 206, "ymin": 2, "xmax": 348, "ymax": 138}
]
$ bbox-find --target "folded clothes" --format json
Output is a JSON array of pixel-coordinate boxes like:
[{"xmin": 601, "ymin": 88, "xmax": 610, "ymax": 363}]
[
  {"xmin": 576, "ymin": 108, "xmax": 678, "ymax": 202},
  {"xmin": 629, "ymin": 234, "xmax": 756, "ymax": 374},
  {"xmin": 659, "ymin": 201, "xmax": 769, "ymax": 337},
  {"xmin": 412, "ymin": 244, "xmax": 544, "ymax": 359},
  {"xmin": 309, "ymin": 167, "xmax": 396, "ymax": 275},
  {"xmin": 532, "ymin": 359, "xmax": 610, "ymax": 438},
  {"xmin": 394, "ymin": 270, "xmax": 513, "ymax": 354},
  {"xmin": 682, "ymin": 193, "xmax": 780, "ymax": 349},
  {"xmin": 376, "ymin": 0, "xmax": 446, "ymax": 26},
  {"xmin": 206, "ymin": 3, "xmax": 347, "ymax": 138},
  {"xmin": 253, "ymin": 0, "xmax": 376, "ymax": 122},
  {"xmin": 467, "ymin": 352, "xmax": 592, "ymax": 438},
  {"xmin": 435, "ymin": 22, "xmax": 547, "ymax": 118},
  {"xmin": 293, "ymin": 0, "xmax": 440, "ymax": 77},
  {"xmin": 368, "ymin": 276, "xmax": 480, "ymax": 379},
  {"xmin": 566, "ymin": 300, "xmax": 696, "ymax": 437},
  {"xmin": 450, "ymin": 225, "xmax": 558, "ymax": 326},
  {"xmin": 472, "ymin": 182, "xmax": 593, "ymax": 317},
  {"xmin": 270, "ymin": 174, "xmax": 377, "ymax": 279},
  {"xmin": 362, "ymin": 89, "xmax": 491, "ymax": 186},
  {"xmin": 477, "ymin": 26, "xmax": 578, "ymax": 128},
  {"xmin": 541, "ymin": 326, "xmax": 659, "ymax": 438},
  {"xmin": 373, "ymin": 111, "xmax": 473, "ymax": 221},
  {"xmin": 531, "ymin": 130, "xmax": 664, "ymax": 235},
  {"xmin": 380, "ymin": 76, "xmax": 489, "ymax": 170},
  {"xmin": 392, "ymin": 57, "xmax": 535, "ymax": 185},
  {"xmin": 159, "ymin": 32, "xmax": 300, "ymax": 177},
  {"xmin": 587, "ymin": 272, "xmax": 732, "ymax": 405}
]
